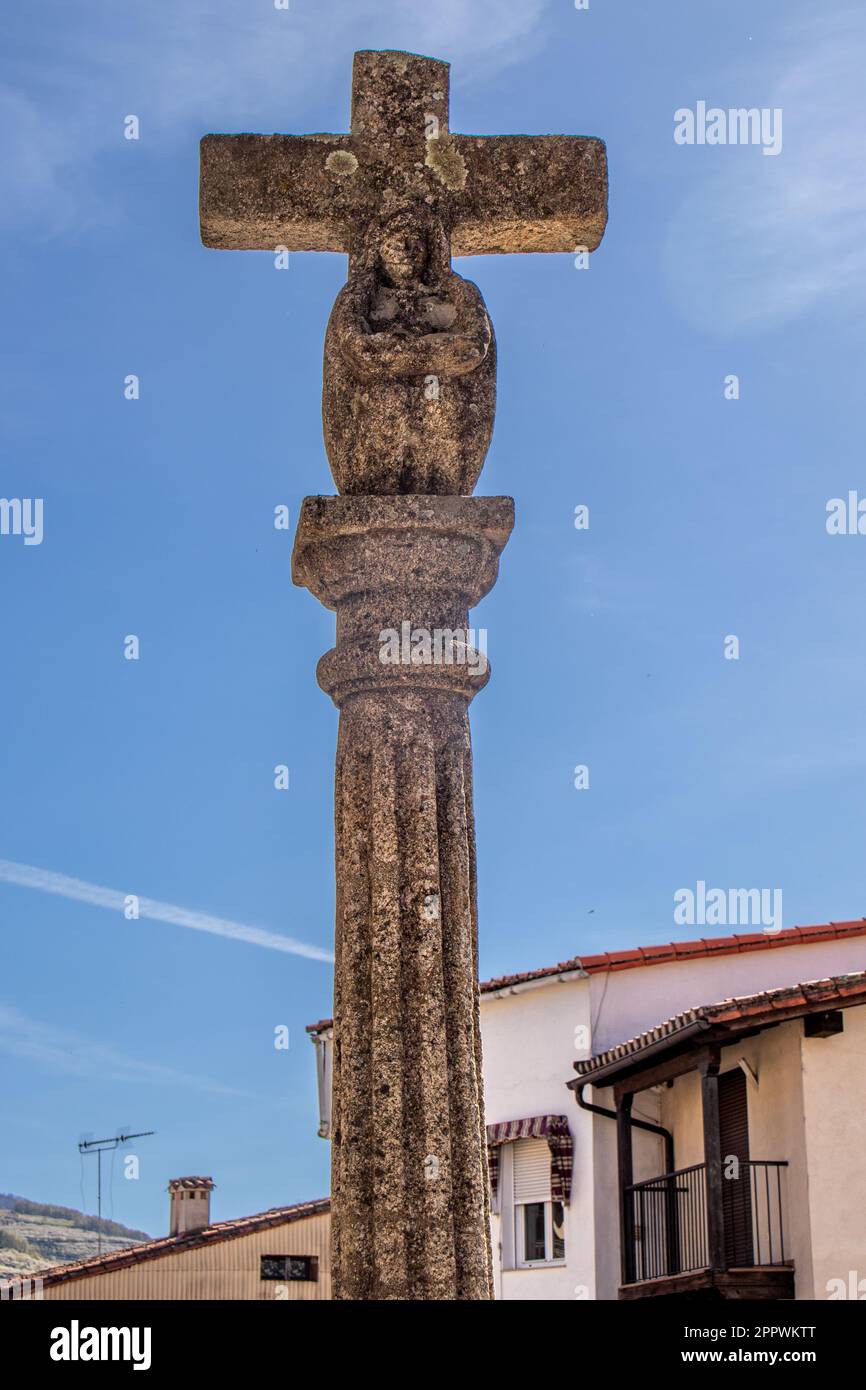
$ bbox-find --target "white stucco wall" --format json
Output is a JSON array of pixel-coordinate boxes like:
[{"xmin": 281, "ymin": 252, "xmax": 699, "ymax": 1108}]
[
  {"xmin": 481, "ymin": 977, "xmax": 594, "ymax": 1300},
  {"xmin": 661, "ymin": 1070, "xmax": 704, "ymax": 1170},
  {"xmin": 621, "ymin": 1014, "xmax": 866, "ymax": 1301},
  {"xmin": 588, "ymin": 939, "xmax": 866, "ymax": 1057},
  {"xmin": 558, "ymin": 934, "xmax": 861, "ymax": 1301},
  {"xmin": 655, "ymin": 1025, "xmax": 814, "ymax": 1296},
  {"xmin": 590, "ymin": 1083, "xmax": 666, "ymax": 1300},
  {"xmin": 800, "ymin": 1005, "xmax": 866, "ymax": 1300},
  {"xmin": 311, "ymin": 932, "xmax": 866, "ymax": 1299},
  {"xmin": 733, "ymin": 1025, "xmax": 814, "ymax": 1296}
]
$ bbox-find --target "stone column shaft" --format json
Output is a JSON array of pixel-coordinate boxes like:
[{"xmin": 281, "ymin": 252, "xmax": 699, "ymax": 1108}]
[{"xmin": 293, "ymin": 495, "xmax": 513, "ymax": 1300}]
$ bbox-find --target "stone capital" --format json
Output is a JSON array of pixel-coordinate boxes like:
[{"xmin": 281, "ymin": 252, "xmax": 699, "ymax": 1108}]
[
  {"xmin": 291, "ymin": 495, "xmax": 514, "ymax": 609},
  {"xmin": 292, "ymin": 495, "xmax": 514, "ymax": 708}
]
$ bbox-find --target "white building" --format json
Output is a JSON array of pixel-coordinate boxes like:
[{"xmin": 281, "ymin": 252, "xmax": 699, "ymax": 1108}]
[
  {"xmin": 309, "ymin": 919, "xmax": 866, "ymax": 1299},
  {"xmin": 574, "ymin": 969, "xmax": 866, "ymax": 1301}
]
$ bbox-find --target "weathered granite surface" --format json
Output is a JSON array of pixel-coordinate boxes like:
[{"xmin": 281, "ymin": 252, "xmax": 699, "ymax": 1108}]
[
  {"xmin": 200, "ymin": 51, "xmax": 608, "ymax": 257},
  {"xmin": 201, "ymin": 48, "xmax": 608, "ymax": 1300},
  {"xmin": 294, "ymin": 494, "xmax": 512, "ymax": 1299},
  {"xmin": 322, "ymin": 210, "xmax": 496, "ymax": 495},
  {"xmin": 201, "ymin": 48, "xmax": 607, "ymax": 497}
]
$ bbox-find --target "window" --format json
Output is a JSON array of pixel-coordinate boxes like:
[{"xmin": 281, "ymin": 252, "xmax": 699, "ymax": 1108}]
[
  {"xmin": 260, "ymin": 1255, "xmax": 318, "ymax": 1282},
  {"xmin": 513, "ymin": 1139, "xmax": 565, "ymax": 1266}
]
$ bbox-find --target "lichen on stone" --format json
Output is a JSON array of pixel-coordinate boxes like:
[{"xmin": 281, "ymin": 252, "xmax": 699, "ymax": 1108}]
[
  {"xmin": 424, "ymin": 137, "xmax": 467, "ymax": 190},
  {"xmin": 326, "ymin": 150, "xmax": 359, "ymax": 177}
]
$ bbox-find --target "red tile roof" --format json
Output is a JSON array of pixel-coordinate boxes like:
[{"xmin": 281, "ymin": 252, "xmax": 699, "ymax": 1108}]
[
  {"xmin": 572, "ymin": 970, "xmax": 866, "ymax": 1083},
  {"xmin": 26, "ymin": 1197, "xmax": 330, "ymax": 1290},
  {"xmin": 306, "ymin": 919, "xmax": 866, "ymax": 1034}
]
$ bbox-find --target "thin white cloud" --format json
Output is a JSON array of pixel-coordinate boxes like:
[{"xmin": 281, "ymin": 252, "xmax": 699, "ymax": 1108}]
[
  {"xmin": 0, "ymin": 1002, "xmax": 270, "ymax": 1099},
  {"xmin": 1, "ymin": 0, "xmax": 547, "ymax": 236},
  {"xmin": 0, "ymin": 859, "xmax": 333, "ymax": 963},
  {"xmin": 663, "ymin": 7, "xmax": 866, "ymax": 334}
]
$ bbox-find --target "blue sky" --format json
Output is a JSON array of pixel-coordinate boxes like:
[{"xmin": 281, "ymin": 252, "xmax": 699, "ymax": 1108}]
[{"xmin": 2, "ymin": 0, "xmax": 865, "ymax": 1238}]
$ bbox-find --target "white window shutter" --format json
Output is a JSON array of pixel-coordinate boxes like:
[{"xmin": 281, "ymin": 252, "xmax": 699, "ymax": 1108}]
[{"xmin": 512, "ymin": 1138, "xmax": 551, "ymax": 1203}]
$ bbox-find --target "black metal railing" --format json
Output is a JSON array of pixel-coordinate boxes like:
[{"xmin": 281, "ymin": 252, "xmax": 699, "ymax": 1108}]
[
  {"xmin": 746, "ymin": 1159, "xmax": 788, "ymax": 1268},
  {"xmin": 624, "ymin": 1160, "xmax": 787, "ymax": 1284}
]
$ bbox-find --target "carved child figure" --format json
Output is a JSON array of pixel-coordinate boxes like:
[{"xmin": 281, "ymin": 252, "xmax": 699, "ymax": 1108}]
[{"xmin": 323, "ymin": 210, "xmax": 496, "ymax": 495}]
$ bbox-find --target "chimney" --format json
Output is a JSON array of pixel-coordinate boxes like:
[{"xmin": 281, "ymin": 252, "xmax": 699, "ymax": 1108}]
[{"xmin": 168, "ymin": 1177, "xmax": 215, "ymax": 1236}]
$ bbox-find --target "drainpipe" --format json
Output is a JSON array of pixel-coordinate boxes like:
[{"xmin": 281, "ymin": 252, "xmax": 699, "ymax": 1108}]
[
  {"xmin": 575, "ymin": 1083, "xmax": 680, "ymax": 1287},
  {"xmin": 310, "ymin": 1030, "xmax": 333, "ymax": 1139},
  {"xmin": 574, "ymin": 1082, "xmax": 674, "ymax": 1173}
]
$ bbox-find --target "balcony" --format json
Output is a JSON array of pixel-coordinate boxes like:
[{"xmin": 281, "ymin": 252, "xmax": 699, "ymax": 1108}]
[{"xmin": 620, "ymin": 1159, "xmax": 794, "ymax": 1300}]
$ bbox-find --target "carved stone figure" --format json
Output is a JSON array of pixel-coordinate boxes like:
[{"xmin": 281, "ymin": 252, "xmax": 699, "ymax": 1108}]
[{"xmin": 323, "ymin": 209, "xmax": 495, "ymax": 495}]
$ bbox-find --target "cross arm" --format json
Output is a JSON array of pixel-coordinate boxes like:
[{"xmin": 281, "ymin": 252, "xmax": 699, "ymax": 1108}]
[
  {"xmin": 200, "ymin": 129, "xmax": 608, "ymax": 259},
  {"xmin": 448, "ymin": 134, "xmax": 607, "ymax": 257},
  {"xmin": 200, "ymin": 133, "xmax": 358, "ymax": 251}
]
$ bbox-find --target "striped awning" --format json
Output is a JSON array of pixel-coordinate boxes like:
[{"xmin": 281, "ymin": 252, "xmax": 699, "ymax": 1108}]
[{"xmin": 486, "ymin": 1114, "xmax": 573, "ymax": 1206}]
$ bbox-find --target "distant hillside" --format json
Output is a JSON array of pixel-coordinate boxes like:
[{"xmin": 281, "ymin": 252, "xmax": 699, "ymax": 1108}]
[{"xmin": 0, "ymin": 1194, "xmax": 151, "ymax": 1278}]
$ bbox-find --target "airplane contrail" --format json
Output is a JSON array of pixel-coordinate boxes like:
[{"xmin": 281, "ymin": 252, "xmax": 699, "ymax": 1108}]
[
  {"xmin": 0, "ymin": 859, "xmax": 333, "ymax": 963},
  {"xmin": 0, "ymin": 1002, "xmax": 281, "ymax": 1101}
]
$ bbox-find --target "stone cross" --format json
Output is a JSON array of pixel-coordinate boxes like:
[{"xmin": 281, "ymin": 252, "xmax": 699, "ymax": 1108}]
[
  {"xmin": 200, "ymin": 48, "xmax": 606, "ymax": 260},
  {"xmin": 200, "ymin": 49, "xmax": 607, "ymax": 1301}
]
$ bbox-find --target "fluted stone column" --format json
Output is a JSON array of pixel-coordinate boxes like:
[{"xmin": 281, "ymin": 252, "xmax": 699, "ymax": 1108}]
[
  {"xmin": 293, "ymin": 495, "xmax": 513, "ymax": 1300},
  {"xmin": 201, "ymin": 42, "xmax": 607, "ymax": 1303}
]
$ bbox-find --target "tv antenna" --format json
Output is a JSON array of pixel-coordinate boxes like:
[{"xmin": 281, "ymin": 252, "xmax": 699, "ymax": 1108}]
[{"xmin": 78, "ymin": 1130, "xmax": 155, "ymax": 1255}]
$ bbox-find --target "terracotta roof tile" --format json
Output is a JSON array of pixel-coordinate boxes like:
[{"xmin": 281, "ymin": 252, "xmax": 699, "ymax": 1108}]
[
  {"xmin": 641, "ymin": 945, "xmax": 674, "ymax": 961},
  {"xmin": 572, "ymin": 970, "xmax": 866, "ymax": 1082}
]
